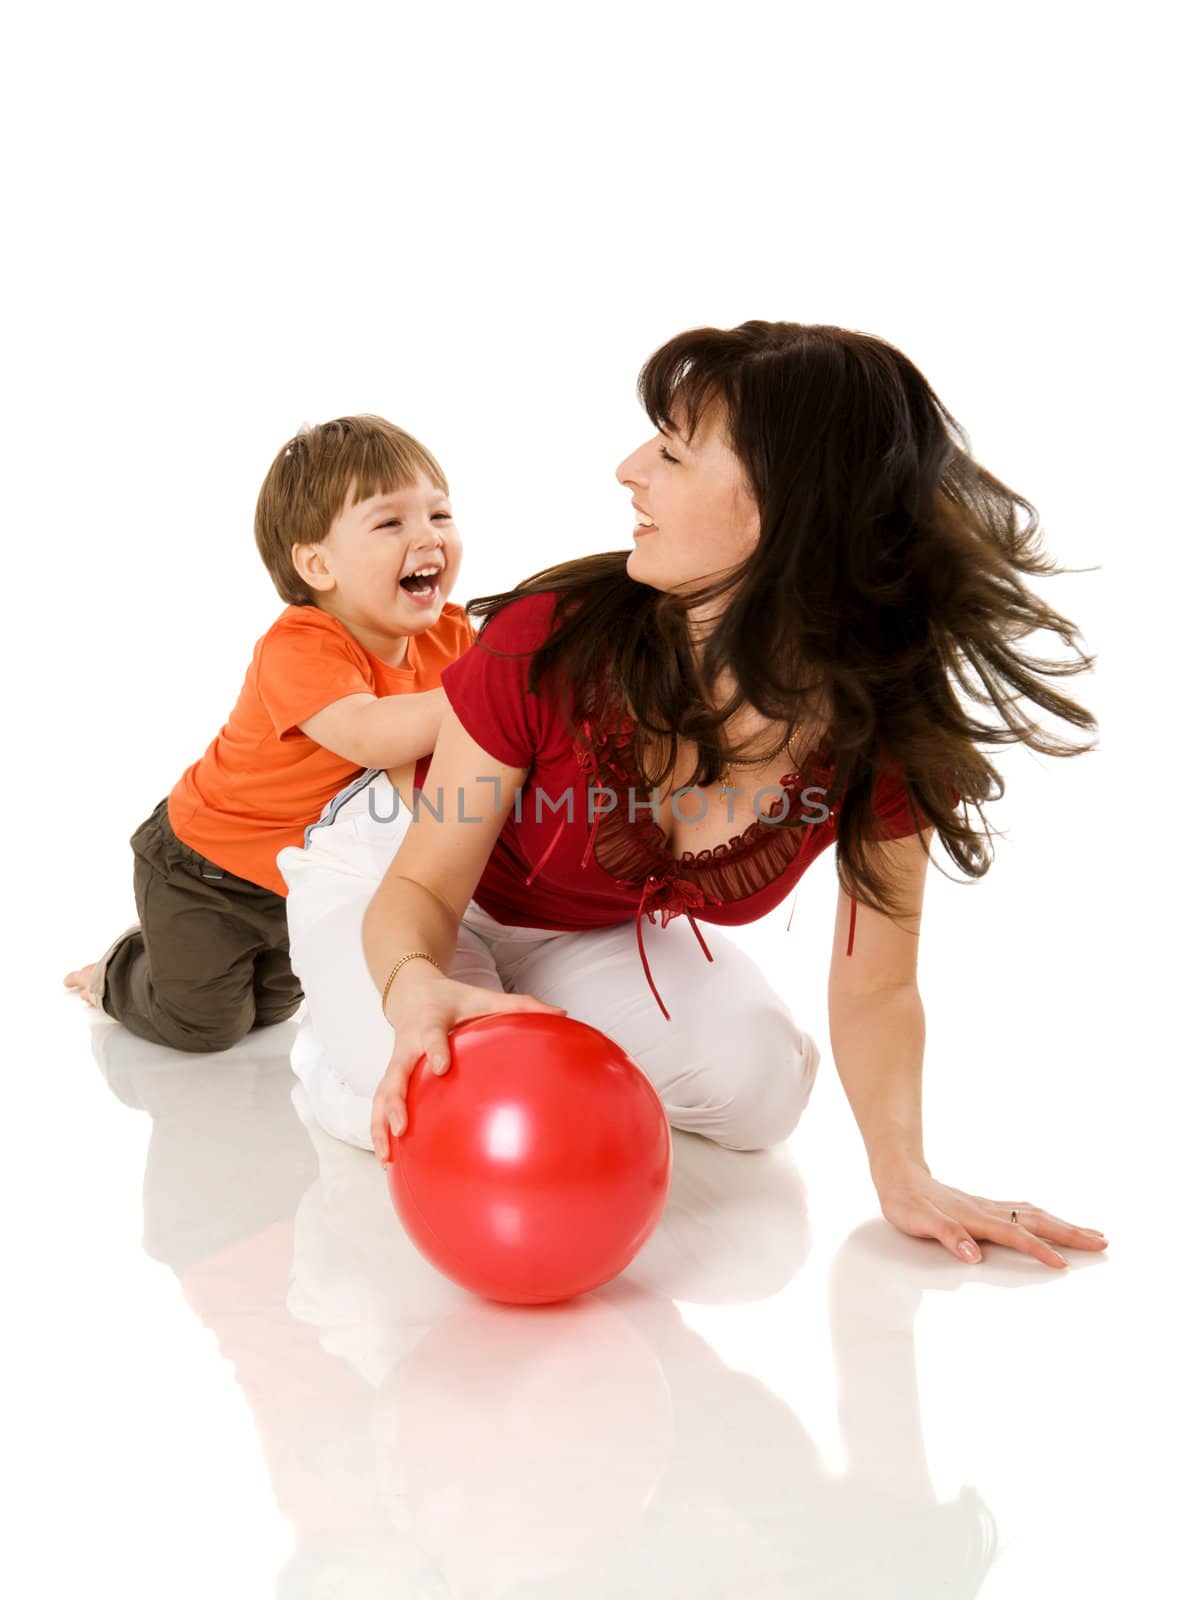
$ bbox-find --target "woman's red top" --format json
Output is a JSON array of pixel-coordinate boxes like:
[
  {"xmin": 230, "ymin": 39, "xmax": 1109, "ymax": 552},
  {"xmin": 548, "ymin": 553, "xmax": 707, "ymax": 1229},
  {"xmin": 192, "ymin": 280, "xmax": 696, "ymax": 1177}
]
[{"xmin": 412, "ymin": 590, "xmax": 954, "ymax": 1020}]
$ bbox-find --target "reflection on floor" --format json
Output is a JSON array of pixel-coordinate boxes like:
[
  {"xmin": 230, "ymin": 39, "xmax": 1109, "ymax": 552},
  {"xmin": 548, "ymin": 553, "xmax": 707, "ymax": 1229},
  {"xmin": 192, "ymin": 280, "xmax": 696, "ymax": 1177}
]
[{"xmin": 86, "ymin": 1016, "xmax": 1024, "ymax": 1599}]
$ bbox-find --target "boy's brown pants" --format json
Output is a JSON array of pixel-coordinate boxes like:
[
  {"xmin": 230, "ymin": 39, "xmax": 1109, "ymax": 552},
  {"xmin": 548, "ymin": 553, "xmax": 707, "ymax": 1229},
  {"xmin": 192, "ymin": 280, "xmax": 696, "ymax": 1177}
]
[{"xmin": 91, "ymin": 797, "xmax": 304, "ymax": 1052}]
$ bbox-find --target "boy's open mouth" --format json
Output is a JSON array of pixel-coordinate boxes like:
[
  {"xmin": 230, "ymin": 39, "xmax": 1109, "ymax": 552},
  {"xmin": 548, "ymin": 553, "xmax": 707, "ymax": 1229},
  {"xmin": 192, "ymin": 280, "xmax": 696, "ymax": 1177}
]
[{"xmin": 400, "ymin": 571, "xmax": 441, "ymax": 600}]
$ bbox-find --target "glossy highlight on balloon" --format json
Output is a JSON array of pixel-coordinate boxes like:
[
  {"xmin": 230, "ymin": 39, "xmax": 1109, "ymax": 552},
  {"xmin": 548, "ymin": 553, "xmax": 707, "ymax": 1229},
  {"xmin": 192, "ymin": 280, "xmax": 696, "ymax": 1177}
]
[{"xmin": 386, "ymin": 1013, "xmax": 673, "ymax": 1304}]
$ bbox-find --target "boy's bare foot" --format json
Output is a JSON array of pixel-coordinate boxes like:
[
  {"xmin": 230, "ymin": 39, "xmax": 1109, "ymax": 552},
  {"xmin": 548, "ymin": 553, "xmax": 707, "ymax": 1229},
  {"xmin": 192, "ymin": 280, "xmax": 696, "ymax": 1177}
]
[{"xmin": 64, "ymin": 964, "xmax": 100, "ymax": 1007}]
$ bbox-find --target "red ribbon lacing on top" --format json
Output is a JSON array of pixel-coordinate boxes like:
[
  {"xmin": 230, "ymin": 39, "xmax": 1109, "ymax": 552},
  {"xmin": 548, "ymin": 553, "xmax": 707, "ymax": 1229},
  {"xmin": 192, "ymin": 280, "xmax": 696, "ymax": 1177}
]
[{"xmin": 632, "ymin": 869, "xmax": 723, "ymax": 1020}]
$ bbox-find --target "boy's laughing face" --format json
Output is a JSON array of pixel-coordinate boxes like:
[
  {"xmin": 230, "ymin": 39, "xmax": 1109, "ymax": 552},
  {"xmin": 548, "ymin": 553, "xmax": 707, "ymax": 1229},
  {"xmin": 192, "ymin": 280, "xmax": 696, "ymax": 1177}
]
[{"xmin": 294, "ymin": 473, "xmax": 462, "ymax": 655}]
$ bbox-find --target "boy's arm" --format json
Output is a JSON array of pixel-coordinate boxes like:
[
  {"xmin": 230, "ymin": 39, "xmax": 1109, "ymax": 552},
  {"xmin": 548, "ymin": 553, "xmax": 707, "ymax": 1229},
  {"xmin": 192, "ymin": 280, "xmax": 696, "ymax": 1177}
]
[{"xmin": 298, "ymin": 688, "xmax": 446, "ymax": 769}]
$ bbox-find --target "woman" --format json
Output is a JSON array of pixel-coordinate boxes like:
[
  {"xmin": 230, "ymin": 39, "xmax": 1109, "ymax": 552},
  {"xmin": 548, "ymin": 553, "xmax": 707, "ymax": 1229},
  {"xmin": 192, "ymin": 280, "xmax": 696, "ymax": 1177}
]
[{"xmin": 287, "ymin": 320, "xmax": 1107, "ymax": 1268}]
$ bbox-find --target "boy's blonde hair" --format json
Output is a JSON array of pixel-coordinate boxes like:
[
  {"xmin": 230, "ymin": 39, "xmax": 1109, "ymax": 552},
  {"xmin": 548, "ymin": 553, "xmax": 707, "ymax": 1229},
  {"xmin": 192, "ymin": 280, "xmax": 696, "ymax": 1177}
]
[{"xmin": 255, "ymin": 415, "xmax": 450, "ymax": 605}]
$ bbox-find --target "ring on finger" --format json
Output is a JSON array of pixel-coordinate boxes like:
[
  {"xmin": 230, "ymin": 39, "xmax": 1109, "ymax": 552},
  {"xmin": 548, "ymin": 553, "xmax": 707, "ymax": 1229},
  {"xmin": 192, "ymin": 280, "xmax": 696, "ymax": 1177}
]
[{"xmin": 1010, "ymin": 1208, "xmax": 1018, "ymax": 1224}]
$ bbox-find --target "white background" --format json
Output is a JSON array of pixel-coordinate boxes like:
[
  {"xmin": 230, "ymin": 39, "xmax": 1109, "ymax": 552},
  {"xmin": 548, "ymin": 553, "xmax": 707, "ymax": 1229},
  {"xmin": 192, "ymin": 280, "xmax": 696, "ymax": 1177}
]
[{"xmin": 4, "ymin": 2, "xmax": 1184, "ymax": 1595}]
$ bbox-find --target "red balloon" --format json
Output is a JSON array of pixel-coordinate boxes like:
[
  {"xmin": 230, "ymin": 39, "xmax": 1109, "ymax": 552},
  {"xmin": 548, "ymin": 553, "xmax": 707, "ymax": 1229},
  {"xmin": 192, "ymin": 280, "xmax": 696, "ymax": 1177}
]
[{"xmin": 386, "ymin": 1013, "xmax": 672, "ymax": 1305}]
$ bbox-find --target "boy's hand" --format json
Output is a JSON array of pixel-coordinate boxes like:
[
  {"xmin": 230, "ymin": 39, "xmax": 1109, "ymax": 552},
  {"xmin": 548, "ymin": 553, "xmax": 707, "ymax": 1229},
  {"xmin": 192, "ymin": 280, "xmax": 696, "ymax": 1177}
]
[{"xmin": 371, "ymin": 971, "xmax": 567, "ymax": 1163}]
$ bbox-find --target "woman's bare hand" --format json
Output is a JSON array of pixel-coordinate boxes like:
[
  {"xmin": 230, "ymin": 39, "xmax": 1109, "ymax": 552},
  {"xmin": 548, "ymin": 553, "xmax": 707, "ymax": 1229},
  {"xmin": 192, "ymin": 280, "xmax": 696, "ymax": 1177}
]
[
  {"xmin": 370, "ymin": 971, "xmax": 567, "ymax": 1164},
  {"xmin": 874, "ymin": 1163, "xmax": 1109, "ymax": 1268}
]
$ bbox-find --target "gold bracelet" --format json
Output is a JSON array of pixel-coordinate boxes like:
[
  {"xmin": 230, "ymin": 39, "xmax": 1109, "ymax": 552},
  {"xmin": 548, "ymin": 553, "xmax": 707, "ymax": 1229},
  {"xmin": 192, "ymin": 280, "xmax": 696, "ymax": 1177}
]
[{"xmin": 380, "ymin": 951, "xmax": 442, "ymax": 1016}]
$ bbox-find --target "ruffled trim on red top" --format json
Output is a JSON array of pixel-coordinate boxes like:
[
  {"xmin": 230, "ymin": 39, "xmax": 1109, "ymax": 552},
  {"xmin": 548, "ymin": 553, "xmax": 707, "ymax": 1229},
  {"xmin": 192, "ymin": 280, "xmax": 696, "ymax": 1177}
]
[{"xmin": 523, "ymin": 681, "xmax": 857, "ymax": 1020}]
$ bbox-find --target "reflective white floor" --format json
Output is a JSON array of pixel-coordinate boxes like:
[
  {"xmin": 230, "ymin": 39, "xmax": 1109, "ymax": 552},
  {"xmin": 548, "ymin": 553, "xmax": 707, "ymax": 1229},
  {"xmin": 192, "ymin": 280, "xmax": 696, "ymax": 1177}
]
[{"xmin": 12, "ymin": 963, "xmax": 1177, "ymax": 1600}]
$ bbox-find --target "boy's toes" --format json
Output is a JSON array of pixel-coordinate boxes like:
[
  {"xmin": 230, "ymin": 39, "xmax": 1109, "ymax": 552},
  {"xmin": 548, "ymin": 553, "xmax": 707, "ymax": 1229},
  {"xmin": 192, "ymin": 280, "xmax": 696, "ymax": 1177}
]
[{"xmin": 64, "ymin": 964, "xmax": 99, "ymax": 1004}]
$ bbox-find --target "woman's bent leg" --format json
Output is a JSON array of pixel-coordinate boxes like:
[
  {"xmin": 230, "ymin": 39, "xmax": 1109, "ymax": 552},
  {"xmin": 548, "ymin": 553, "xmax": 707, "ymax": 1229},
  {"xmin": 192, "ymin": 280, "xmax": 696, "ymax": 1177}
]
[
  {"xmin": 278, "ymin": 774, "xmax": 505, "ymax": 1150},
  {"xmin": 477, "ymin": 908, "xmax": 821, "ymax": 1152}
]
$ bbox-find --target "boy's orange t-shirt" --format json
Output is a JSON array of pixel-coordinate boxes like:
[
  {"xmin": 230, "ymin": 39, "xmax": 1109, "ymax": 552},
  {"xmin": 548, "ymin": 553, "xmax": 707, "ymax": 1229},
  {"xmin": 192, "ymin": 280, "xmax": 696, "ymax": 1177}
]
[{"xmin": 168, "ymin": 601, "xmax": 476, "ymax": 895}]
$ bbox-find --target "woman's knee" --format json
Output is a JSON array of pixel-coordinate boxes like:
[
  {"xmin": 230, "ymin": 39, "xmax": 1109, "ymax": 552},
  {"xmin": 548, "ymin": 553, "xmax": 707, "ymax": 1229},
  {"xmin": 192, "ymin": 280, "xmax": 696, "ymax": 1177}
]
[
  {"xmin": 722, "ymin": 1028, "xmax": 820, "ymax": 1151},
  {"xmin": 669, "ymin": 1003, "xmax": 821, "ymax": 1153}
]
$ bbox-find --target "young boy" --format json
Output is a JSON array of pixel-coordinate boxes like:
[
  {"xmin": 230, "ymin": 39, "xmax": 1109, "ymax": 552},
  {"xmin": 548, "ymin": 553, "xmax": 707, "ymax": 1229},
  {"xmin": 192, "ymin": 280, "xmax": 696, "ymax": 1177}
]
[{"xmin": 64, "ymin": 414, "xmax": 475, "ymax": 1052}]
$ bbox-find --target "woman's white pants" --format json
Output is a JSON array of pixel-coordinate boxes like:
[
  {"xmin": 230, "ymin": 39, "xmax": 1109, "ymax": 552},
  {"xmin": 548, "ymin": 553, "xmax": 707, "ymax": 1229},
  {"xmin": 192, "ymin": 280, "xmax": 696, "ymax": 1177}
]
[{"xmin": 277, "ymin": 773, "xmax": 821, "ymax": 1155}]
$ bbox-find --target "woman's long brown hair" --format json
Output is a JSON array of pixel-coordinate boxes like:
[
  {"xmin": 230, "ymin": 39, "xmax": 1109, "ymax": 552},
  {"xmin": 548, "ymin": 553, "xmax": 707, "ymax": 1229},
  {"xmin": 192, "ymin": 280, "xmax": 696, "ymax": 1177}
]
[{"xmin": 465, "ymin": 321, "xmax": 1099, "ymax": 924}]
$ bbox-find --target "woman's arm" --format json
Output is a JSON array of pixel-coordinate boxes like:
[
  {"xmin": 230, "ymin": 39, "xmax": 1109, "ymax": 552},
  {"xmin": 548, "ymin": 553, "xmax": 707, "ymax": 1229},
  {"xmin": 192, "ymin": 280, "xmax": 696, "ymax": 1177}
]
[
  {"xmin": 362, "ymin": 702, "xmax": 527, "ymax": 1000},
  {"xmin": 362, "ymin": 702, "xmax": 568, "ymax": 1159},
  {"xmin": 825, "ymin": 830, "xmax": 933, "ymax": 1180},
  {"xmin": 827, "ymin": 829, "xmax": 1108, "ymax": 1266}
]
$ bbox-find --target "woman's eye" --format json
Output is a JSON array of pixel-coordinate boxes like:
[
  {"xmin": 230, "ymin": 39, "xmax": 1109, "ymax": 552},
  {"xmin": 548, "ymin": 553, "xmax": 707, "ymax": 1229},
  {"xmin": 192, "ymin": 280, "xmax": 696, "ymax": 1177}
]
[
  {"xmin": 659, "ymin": 446, "xmax": 678, "ymax": 463},
  {"xmin": 432, "ymin": 512, "xmax": 452, "ymax": 521}
]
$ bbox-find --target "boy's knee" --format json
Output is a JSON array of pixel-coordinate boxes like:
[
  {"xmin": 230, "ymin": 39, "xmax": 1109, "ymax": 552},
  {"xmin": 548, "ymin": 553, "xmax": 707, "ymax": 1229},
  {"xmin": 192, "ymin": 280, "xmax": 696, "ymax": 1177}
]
[
  {"xmin": 162, "ymin": 1021, "xmax": 252, "ymax": 1054},
  {"xmin": 146, "ymin": 998, "xmax": 256, "ymax": 1054},
  {"xmin": 251, "ymin": 999, "xmax": 303, "ymax": 1031}
]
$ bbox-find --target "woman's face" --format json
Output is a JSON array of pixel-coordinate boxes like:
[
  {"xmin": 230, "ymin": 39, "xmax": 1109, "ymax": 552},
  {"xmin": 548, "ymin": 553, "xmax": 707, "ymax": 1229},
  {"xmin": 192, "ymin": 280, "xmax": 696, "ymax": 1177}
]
[{"xmin": 616, "ymin": 394, "xmax": 761, "ymax": 596}]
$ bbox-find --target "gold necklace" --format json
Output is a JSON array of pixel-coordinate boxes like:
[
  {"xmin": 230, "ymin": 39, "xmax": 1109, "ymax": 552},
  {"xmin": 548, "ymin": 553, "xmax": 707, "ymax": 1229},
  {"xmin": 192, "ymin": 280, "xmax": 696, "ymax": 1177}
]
[{"xmin": 715, "ymin": 734, "xmax": 798, "ymax": 804}]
